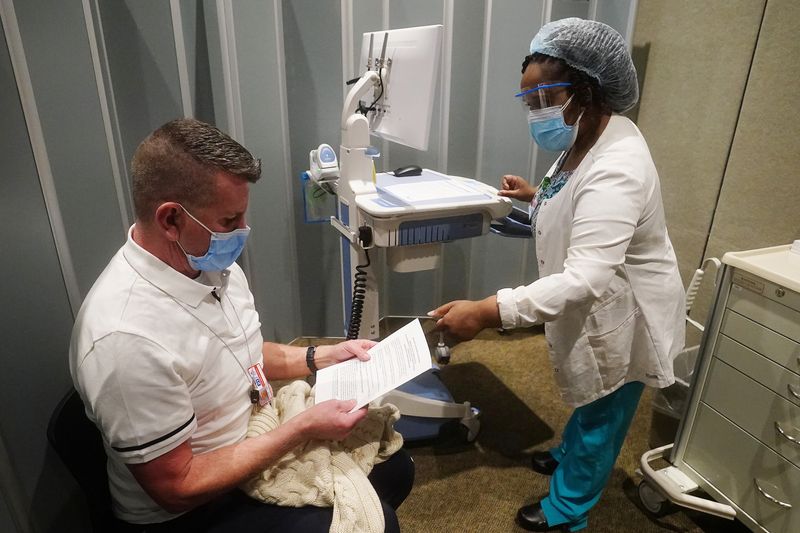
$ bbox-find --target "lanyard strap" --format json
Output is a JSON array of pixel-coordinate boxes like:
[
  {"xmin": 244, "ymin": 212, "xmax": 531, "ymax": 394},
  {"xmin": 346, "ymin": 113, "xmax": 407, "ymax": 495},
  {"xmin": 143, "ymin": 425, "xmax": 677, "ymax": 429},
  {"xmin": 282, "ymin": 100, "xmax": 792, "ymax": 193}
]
[
  {"xmin": 169, "ymin": 291, "xmax": 256, "ymax": 385},
  {"xmin": 124, "ymin": 254, "xmax": 258, "ymax": 387}
]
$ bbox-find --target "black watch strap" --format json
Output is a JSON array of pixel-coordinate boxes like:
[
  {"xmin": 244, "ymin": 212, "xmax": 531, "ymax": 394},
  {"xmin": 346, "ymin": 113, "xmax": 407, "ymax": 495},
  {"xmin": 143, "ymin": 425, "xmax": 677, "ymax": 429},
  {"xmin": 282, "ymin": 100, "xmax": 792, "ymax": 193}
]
[{"xmin": 306, "ymin": 346, "xmax": 318, "ymax": 374}]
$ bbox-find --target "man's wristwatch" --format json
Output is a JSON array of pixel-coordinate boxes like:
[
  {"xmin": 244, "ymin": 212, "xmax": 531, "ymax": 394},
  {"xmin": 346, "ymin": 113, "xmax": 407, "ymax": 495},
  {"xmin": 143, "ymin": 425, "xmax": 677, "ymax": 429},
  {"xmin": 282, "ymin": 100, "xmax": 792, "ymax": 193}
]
[{"xmin": 306, "ymin": 346, "xmax": 318, "ymax": 374}]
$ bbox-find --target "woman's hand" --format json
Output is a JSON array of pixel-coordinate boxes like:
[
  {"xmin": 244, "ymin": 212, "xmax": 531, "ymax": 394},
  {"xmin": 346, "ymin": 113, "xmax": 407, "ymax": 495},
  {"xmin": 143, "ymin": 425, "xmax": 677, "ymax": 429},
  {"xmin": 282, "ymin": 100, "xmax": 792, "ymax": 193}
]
[
  {"xmin": 314, "ymin": 339, "xmax": 375, "ymax": 369},
  {"xmin": 498, "ymin": 174, "xmax": 536, "ymax": 203},
  {"xmin": 429, "ymin": 296, "xmax": 501, "ymax": 343}
]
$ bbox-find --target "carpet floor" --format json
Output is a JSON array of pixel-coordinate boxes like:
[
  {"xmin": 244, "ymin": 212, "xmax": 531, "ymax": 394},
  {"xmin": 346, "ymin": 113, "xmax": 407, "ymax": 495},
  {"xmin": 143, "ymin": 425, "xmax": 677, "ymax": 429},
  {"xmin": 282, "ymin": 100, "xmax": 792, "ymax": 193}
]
[{"xmin": 391, "ymin": 327, "xmax": 751, "ymax": 533}]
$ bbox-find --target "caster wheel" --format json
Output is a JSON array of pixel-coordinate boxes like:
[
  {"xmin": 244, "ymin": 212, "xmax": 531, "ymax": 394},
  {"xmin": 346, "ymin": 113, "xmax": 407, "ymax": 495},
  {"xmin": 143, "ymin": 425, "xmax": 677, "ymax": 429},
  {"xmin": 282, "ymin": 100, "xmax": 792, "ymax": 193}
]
[{"xmin": 638, "ymin": 479, "xmax": 671, "ymax": 516}]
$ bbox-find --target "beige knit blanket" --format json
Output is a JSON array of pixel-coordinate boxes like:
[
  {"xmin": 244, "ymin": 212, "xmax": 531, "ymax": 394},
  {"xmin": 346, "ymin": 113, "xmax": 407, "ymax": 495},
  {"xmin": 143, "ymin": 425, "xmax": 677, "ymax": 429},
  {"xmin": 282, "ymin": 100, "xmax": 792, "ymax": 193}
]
[{"xmin": 240, "ymin": 380, "xmax": 403, "ymax": 533}]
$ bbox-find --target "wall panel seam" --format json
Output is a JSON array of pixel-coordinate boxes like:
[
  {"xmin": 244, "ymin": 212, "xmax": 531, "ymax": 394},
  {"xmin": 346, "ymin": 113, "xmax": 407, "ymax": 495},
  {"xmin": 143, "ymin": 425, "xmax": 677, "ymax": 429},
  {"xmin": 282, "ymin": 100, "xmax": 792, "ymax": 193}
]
[
  {"xmin": 273, "ymin": 0, "xmax": 301, "ymax": 327},
  {"xmin": 0, "ymin": 0, "xmax": 82, "ymax": 317},
  {"xmin": 170, "ymin": 0, "xmax": 193, "ymax": 118},
  {"xmin": 216, "ymin": 1, "xmax": 254, "ymax": 283},
  {"xmin": 82, "ymin": 0, "xmax": 129, "ymax": 235},
  {"xmin": 470, "ymin": 0, "xmax": 492, "ymax": 299},
  {"xmin": 700, "ymin": 0, "xmax": 768, "ymax": 265},
  {"xmin": 340, "ymin": 0, "xmax": 353, "ymax": 88},
  {"xmin": 90, "ymin": 0, "xmax": 130, "ymax": 226},
  {"xmin": 216, "ymin": 0, "xmax": 244, "ymax": 141},
  {"xmin": 434, "ymin": 0, "xmax": 454, "ymax": 306},
  {"xmin": 625, "ymin": 0, "xmax": 639, "ymax": 51}
]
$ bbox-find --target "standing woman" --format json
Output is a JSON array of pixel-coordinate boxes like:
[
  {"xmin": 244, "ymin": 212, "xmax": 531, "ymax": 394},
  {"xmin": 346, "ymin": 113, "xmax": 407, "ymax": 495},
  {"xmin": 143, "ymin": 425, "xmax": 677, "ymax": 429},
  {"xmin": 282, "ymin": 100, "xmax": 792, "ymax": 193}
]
[{"xmin": 430, "ymin": 18, "xmax": 685, "ymax": 532}]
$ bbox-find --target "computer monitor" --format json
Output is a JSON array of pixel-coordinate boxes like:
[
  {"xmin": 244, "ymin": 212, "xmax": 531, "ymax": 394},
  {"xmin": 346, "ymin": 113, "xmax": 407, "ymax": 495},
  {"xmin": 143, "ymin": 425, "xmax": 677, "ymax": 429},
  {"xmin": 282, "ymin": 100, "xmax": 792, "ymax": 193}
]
[{"xmin": 358, "ymin": 24, "xmax": 443, "ymax": 151}]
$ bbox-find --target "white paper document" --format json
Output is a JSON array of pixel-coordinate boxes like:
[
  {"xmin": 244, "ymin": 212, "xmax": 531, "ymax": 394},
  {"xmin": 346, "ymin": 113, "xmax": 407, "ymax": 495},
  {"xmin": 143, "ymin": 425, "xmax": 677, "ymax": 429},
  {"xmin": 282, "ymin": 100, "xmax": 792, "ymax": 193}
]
[{"xmin": 314, "ymin": 319, "xmax": 432, "ymax": 410}]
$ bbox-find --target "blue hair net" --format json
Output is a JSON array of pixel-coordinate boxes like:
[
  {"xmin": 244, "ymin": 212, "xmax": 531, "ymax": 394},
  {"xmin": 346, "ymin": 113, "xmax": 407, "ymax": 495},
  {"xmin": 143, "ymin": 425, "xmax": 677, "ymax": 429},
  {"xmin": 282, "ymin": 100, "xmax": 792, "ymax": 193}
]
[{"xmin": 530, "ymin": 18, "xmax": 638, "ymax": 113}]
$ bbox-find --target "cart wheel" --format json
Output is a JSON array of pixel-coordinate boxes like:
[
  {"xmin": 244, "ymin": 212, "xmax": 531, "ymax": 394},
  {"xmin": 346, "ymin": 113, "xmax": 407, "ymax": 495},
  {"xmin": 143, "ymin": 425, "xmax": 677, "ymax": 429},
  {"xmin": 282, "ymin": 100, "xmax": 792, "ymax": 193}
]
[{"xmin": 638, "ymin": 480, "xmax": 671, "ymax": 517}]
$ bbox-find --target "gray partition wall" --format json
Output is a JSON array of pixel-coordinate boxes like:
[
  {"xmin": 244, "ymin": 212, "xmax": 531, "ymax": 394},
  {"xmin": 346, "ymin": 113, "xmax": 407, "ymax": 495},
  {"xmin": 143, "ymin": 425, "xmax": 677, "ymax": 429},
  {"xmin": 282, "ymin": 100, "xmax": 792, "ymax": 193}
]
[
  {"xmin": 228, "ymin": 0, "xmax": 302, "ymax": 341},
  {"xmin": 14, "ymin": 0, "xmax": 126, "ymax": 298},
  {"xmin": 284, "ymin": 0, "xmax": 348, "ymax": 335},
  {"xmin": 703, "ymin": 0, "xmax": 800, "ymax": 272},
  {"xmin": 631, "ymin": 0, "xmax": 799, "ymax": 322},
  {"xmin": 1, "ymin": 2, "xmax": 96, "ymax": 531},
  {"xmin": 633, "ymin": 0, "xmax": 765, "ymax": 290}
]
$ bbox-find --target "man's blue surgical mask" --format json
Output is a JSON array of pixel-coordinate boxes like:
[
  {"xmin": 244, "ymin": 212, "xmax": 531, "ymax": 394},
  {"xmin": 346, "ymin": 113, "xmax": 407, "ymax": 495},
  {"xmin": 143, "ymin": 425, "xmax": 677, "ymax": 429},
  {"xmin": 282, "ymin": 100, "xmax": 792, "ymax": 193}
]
[
  {"xmin": 177, "ymin": 205, "xmax": 250, "ymax": 272},
  {"xmin": 527, "ymin": 95, "xmax": 583, "ymax": 152}
]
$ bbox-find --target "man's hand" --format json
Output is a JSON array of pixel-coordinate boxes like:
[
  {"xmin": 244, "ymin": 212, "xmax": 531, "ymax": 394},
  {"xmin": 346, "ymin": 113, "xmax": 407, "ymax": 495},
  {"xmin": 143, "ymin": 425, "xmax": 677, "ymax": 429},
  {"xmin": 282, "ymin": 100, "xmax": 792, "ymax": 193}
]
[
  {"xmin": 429, "ymin": 296, "xmax": 501, "ymax": 343},
  {"xmin": 296, "ymin": 400, "xmax": 368, "ymax": 441},
  {"xmin": 498, "ymin": 174, "xmax": 536, "ymax": 203},
  {"xmin": 314, "ymin": 339, "xmax": 376, "ymax": 370}
]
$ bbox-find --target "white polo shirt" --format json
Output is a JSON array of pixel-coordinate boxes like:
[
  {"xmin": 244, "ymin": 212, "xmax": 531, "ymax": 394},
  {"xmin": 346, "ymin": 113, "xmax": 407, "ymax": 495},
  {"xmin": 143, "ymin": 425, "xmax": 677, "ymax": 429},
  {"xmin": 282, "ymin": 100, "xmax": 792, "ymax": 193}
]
[{"xmin": 69, "ymin": 226, "xmax": 264, "ymax": 524}]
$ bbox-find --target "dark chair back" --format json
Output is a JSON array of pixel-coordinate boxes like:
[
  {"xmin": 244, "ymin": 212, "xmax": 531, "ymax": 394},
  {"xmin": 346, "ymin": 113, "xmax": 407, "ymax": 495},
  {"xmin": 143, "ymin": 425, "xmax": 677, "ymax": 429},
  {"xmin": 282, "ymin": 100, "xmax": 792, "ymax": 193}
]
[{"xmin": 47, "ymin": 388, "xmax": 120, "ymax": 532}]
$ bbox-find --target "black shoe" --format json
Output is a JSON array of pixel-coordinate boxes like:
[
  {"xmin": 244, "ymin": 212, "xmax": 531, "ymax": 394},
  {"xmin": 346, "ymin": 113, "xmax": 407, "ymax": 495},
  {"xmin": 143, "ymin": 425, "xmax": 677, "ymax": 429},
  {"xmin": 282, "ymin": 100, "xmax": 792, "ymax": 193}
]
[
  {"xmin": 530, "ymin": 451, "xmax": 559, "ymax": 476},
  {"xmin": 516, "ymin": 502, "xmax": 587, "ymax": 532},
  {"xmin": 516, "ymin": 502, "xmax": 560, "ymax": 531}
]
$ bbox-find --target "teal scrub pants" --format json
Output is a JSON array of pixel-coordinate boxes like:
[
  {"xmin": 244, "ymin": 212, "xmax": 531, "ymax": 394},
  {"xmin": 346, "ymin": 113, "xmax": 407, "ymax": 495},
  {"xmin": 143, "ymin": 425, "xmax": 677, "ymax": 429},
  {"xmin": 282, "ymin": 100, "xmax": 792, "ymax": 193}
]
[{"xmin": 540, "ymin": 381, "xmax": 645, "ymax": 531}]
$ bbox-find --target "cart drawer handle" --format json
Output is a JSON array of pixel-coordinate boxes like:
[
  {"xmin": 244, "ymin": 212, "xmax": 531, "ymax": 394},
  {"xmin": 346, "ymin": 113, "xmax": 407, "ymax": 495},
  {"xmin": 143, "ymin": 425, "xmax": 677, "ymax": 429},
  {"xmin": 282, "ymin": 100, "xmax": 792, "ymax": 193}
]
[
  {"xmin": 788, "ymin": 383, "xmax": 800, "ymax": 401},
  {"xmin": 754, "ymin": 479, "xmax": 792, "ymax": 509},
  {"xmin": 775, "ymin": 422, "xmax": 800, "ymax": 446}
]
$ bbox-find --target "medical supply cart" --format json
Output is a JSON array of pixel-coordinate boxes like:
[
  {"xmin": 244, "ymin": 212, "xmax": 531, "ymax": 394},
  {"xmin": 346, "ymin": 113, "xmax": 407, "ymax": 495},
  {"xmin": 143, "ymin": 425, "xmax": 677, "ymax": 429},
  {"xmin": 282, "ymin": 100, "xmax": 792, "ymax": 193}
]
[{"xmin": 639, "ymin": 243, "xmax": 800, "ymax": 532}]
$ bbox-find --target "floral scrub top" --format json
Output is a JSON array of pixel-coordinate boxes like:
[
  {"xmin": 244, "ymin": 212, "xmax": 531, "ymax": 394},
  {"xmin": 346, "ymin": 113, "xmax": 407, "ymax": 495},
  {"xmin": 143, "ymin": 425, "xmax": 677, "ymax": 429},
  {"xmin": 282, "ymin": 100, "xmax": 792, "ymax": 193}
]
[{"xmin": 530, "ymin": 168, "xmax": 573, "ymax": 236}]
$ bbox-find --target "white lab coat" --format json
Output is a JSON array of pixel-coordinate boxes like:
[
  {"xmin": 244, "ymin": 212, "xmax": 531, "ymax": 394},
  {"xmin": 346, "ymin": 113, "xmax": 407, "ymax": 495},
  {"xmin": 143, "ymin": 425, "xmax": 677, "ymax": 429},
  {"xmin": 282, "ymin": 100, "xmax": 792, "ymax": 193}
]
[{"xmin": 497, "ymin": 115, "xmax": 685, "ymax": 407}]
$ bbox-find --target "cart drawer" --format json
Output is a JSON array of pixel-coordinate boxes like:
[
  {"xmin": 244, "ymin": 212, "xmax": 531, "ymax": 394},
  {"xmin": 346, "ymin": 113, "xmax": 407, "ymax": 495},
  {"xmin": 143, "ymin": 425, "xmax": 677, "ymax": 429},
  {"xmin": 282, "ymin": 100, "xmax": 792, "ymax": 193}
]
[
  {"xmin": 731, "ymin": 268, "xmax": 800, "ymax": 313},
  {"xmin": 703, "ymin": 358, "xmax": 800, "ymax": 468},
  {"xmin": 685, "ymin": 404, "xmax": 799, "ymax": 532},
  {"xmin": 727, "ymin": 285, "xmax": 800, "ymax": 344},
  {"xmin": 720, "ymin": 310, "xmax": 800, "ymax": 375},
  {"xmin": 715, "ymin": 335, "xmax": 800, "ymax": 407}
]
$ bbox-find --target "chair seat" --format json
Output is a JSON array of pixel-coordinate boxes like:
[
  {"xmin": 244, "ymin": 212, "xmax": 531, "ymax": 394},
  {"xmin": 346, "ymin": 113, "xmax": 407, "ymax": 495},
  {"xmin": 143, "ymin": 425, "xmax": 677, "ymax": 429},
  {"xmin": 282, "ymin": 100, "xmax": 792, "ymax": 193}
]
[{"xmin": 47, "ymin": 388, "xmax": 122, "ymax": 532}]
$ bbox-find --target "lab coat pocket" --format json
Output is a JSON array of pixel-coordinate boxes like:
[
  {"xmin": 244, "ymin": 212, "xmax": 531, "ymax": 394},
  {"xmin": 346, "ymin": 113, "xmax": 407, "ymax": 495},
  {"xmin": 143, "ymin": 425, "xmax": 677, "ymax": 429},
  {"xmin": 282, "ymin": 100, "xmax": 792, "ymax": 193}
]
[
  {"xmin": 585, "ymin": 284, "xmax": 634, "ymax": 336},
  {"xmin": 585, "ymin": 287, "xmax": 638, "ymax": 388}
]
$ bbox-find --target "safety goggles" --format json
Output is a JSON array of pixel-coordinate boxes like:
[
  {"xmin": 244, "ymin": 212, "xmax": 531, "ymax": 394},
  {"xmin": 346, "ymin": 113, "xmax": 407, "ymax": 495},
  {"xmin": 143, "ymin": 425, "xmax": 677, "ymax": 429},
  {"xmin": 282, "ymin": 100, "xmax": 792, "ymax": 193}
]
[{"xmin": 515, "ymin": 82, "xmax": 572, "ymax": 111}]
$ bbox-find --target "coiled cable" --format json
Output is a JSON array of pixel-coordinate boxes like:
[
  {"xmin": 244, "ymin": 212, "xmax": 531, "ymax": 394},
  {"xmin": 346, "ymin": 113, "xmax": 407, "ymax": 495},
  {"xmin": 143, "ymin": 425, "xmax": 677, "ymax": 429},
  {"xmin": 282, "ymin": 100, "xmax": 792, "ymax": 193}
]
[
  {"xmin": 356, "ymin": 68, "xmax": 384, "ymax": 117},
  {"xmin": 346, "ymin": 248, "xmax": 371, "ymax": 340}
]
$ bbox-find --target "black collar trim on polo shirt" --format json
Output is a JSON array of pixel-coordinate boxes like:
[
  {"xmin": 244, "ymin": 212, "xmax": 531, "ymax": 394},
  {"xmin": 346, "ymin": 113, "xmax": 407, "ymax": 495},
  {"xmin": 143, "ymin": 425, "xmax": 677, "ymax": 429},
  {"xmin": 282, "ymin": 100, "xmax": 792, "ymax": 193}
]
[{"xmin": 112, "ymin": 414, "xmax": 196, "ymax": 453}]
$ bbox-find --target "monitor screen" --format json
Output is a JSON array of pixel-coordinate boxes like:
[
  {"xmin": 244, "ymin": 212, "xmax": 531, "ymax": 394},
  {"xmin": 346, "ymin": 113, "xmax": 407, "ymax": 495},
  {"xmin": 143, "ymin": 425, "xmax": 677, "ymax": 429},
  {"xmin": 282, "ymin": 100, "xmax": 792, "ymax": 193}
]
[{"xmin": 358, "ymin": 25, "xmax": 443, "ymax": 151}]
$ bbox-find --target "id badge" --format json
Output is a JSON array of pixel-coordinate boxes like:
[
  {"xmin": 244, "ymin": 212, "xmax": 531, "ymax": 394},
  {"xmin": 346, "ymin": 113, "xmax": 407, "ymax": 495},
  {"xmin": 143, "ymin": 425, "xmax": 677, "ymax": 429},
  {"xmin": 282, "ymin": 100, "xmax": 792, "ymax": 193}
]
[{"xmin": 247, "ymin": 362, "xmax": 273, "ymax": 407}]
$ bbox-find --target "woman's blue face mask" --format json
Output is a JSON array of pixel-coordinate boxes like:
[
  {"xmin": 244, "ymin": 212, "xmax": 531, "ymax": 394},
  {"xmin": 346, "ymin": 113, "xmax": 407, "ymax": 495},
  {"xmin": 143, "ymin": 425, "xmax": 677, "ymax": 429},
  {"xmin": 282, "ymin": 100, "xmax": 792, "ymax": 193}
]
[
  {"xmin": 177, "ymin": 205, "xmax": 250, "ymax": 272},
  {"xmin": 527, "ymin": 95, "xmax": 583, "ymax": 152}
]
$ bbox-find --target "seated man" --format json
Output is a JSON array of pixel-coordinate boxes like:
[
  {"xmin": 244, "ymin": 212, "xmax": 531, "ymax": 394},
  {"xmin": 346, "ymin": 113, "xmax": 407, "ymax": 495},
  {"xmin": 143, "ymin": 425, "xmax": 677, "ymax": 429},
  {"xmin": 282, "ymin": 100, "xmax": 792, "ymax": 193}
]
[{"xmin": 69, "ymin": 118, "xmax": 414, "ymax": 532}]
